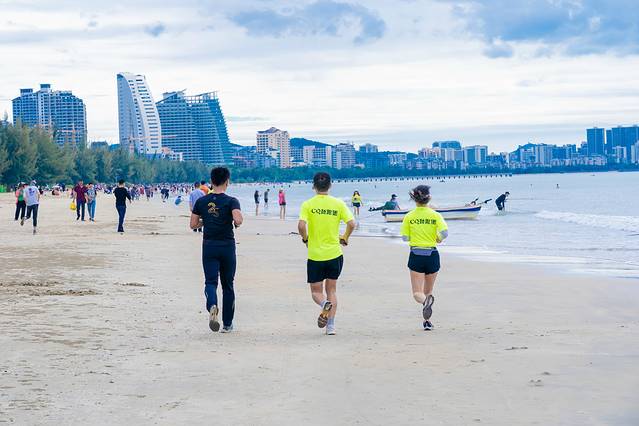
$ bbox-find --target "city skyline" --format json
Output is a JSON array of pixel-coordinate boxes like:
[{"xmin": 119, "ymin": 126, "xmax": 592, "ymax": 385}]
[{"xmin": 2, "ymin": 1, "xmax": 639, "ymax": 152}]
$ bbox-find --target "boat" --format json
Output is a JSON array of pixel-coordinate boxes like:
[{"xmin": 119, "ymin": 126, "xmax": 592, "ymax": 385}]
[{"xmin": 382, "ymin": 205, "xmax": 482, "ymax": 222}]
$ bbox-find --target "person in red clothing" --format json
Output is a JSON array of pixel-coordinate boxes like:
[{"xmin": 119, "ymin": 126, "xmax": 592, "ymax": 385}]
[
  {"xmin": 278, "ymin": 188, "xmax": 287, "ymax": 220},
  {"xmin": 72, "ymin": 180, "xmax": 88, "ymax": 221}
]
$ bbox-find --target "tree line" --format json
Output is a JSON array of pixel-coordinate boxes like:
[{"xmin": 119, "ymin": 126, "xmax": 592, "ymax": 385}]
[{"xmin": 0, "ymin": 123, "xmax": 210, "ymax": 188}]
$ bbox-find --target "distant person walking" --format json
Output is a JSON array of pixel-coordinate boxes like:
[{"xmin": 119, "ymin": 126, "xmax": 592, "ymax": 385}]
[
  {"xmin": 113, "ymin": 179, "xmax": 131, "ymax": 233},
  {"xmin": 254, "ymin": 189, "xmax": 260, "ymax": 215},
  {"xmin": 14, "ymin": 183, "xmax": 26, "ymax": 223},
  {"xmin": 190, "ymin": 167, "xmax": 243, "ymax": 333},
  {"xmin": 278, "ymin": 188, "xmax": 287, "ymax": 219},
  {"xmin": 400, "ymin": 185, "xmax": 448, "ymax": 331},
  {"xmin": 86, "ymin": 182, "xmax": 97, "ymax": 221},
  {"xmin": 264, "ymin": 189, "xmax": 270, "ymax": 208},
  {"xmin": 189, "ymin": 181, "xmax": 205, "ymax": 233},
  {"xmin": 297, "ymin": 172, "xmax": 356, "ymax": 335},
  {"xmin": 73, "ymin": 180, "xmax": 87, "ymax": 221},
  {"xmin": 495, "ymin": 192, "xmax": 510, "ymax": 211},
  {"xmin": 24, "ymin": 180, "xmax": 40, "ymax": 235},
  {"xmin": 351, "ymin": 191, "xmax": 362, "ymax": 217}
]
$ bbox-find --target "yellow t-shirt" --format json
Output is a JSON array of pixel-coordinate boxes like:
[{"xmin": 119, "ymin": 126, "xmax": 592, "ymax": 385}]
[
  {"xmin": 352, "ymin": 195, "xmax": 362, "ymax": 204},
  {"xmin": 299, "ymin": 195, "xmax": 354, "ymax": 261},
  {"xmin": 400, "ymin": 207, "xmax": 448, "ymax": 247}
]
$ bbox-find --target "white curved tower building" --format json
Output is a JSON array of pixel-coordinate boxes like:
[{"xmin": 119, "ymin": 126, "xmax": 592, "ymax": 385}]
[{"xmin": 117, "ymin": 72, "xmax": 162, "ymax": 155}]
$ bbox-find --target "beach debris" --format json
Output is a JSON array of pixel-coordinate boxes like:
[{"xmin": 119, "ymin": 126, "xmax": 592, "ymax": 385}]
[
  {"xmin": 541, "ymin": 371, "xmax": 551, "ymax": 375},
  {"xmin": 119, "ymin": 282, "xmax": 147, "ymax": 287},
  {"xmin": 529, "ymin": 379, "xmax": 543, "ymax": 387},
  {"xmin": 470, "ymin": 359, "xmax": 485, "ymax": 363},
  {"xmin": 505, "ymin": 346, "xmax": 528, "ymax": 350}
]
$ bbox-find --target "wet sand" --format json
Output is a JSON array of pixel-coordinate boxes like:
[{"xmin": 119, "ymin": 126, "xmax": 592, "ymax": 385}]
[{"xmin": 1, "ymin": 192, "xmax": 638, "ymax": 425}]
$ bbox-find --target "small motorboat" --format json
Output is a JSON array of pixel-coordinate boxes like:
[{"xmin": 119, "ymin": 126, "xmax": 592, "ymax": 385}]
[{"xmin": 381, "ymin": 198, "xmax": 490, "ymax": 222}]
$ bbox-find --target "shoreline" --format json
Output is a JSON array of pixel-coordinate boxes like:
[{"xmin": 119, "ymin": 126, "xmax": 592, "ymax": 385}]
[{"xmin": 1, "ymin": 193, "xmax": 638, "ymax": 425}]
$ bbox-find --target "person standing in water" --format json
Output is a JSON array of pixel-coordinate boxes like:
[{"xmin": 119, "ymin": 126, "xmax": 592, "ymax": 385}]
[
  {"xmin": 24, "ymin": 180, "xmax": 40, "ymax": 234},
  {"xmin": 298, "ymin": 172, "xmax": 356, "ymax": 335},
  {"xmin": 495, "ymin": 191, "xmax": 510, "ymax": 211},
  {"xmin": 400, "ymin": 185, "xmax": 448, "ymax": 331},
  {"xmin": 278, "ymin": 188, "xmax": 286, "ymax": 220},
  {"xmin": 191, "ymin": 167, "xmax": 243, "ymax": 333},
  {"xmin": 264, "ymin": 188, "xmax": 270, "ymax": 208},
  {"xmin": 113, "ymin": 179, "xmax": 131, "ymax": 233},
  {"xmin": 351, "ymin": 191, "xmax": 362, "ymax": 217}
]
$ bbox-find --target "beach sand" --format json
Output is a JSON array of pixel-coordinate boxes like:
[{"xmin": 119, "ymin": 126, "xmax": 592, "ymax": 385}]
[{"xmin": 1, "ymin": 192, "xmax": 637, "ymax": 425}]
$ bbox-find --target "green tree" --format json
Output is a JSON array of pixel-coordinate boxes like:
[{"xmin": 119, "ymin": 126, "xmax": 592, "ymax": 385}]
[{"xmin": 3, "ymin": 124, "xmax": 38, "ymax": 184}]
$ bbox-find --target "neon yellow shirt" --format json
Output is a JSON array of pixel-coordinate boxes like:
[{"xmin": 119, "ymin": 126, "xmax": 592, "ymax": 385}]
[
  {"xmin": 352, "ymin": 195, "xmax": 362, "ymax": 204},
  {"xmin": 299, "ymin": 194, "xmax": 354, "ymax": 261},
  {"xmin": 400, "ymin": 207, "xmax": 448, "ymax": 247}
]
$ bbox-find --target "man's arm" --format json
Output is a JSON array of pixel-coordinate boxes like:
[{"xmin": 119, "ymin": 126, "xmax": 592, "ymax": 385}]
[
  {"xmin": 190, "ymin": 213, "xmax": 202, "ymax": 230},
  {"xmin": 298, "ymin": 220, "xmax": 308, "ymax": 244},
  {"xmin": 340, "ymin": 219, "xmax": 356, "ymax": 245},
  {"xmin": 232, "ymin": 209, "xmax": 243, "ymax": 228}
]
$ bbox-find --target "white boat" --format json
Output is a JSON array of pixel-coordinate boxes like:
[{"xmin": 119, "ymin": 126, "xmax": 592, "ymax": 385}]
[{"xmin": 382, "ymin": 205, "xmax": 482, "ymax": 222}]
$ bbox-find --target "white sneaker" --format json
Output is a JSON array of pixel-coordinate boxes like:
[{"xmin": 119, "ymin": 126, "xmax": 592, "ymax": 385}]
[{"xmin": 326, "ymin": 324, "xmax": 336, "ymax": 335}]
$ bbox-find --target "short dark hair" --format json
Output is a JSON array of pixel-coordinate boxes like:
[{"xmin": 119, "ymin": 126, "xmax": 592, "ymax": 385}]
[
  {"xmin": 210, "ymin": 167, "xmax": 230, "ymax": 186},
  {"xmin": 313, "ymin": 172, "xmax": 331, "ymax": 192},
  {"xmin": 118, "ymin": 179, "xmax": 125, "ymax": 185},
  {"xmin": 194, "ymin": 181, "xmax": 200, "ymax": 187},
  {"xmin": 409, "ymin": 185, "xmax": 431, "ymax": 204},
  {"xmin": 200, "ymin": 180, "xmax": 207, "ymax": 185}
]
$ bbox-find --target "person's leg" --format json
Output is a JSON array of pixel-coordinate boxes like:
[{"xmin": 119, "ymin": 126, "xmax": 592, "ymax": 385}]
[
  {"xmin": 410, "ymin": 270, "xmax": 427, "ymax": 304},
  {"xmin": 76, "ymin": 201, "xmax": 81, "ymax": 219},
  {"xmin": 324, "ymin": 279, "xmax": 337, "ymax": 319},
  {"xmin": 81, "ymin": 202, "xmax": 86, "ymax": 220},
  {"xmin": 423, "ymin": 272, "xmax": 438, "ymax": 299},
  {"xmin": 202, "ymin": 243, "xmax": 222, "ymax": 331},
  {"xmin": 218, "ymin": 245, "xmax": 237, "ymax": 327},
  {"xmin": 309, "ymin": 282, "xmax": 325, "ymax": 306},
  {"xmin": 89, "ymin": 201, "xmax": 96, "ymax": 220},
  {"xmin": 20, "ymin": 202, "xmax": 26, "ymax": 220},
  {"xmin": 31, "ymin": 205, "xmax": 38, "ymax": 228},
  {"xmin": 116, "ymin": 205, "xmax": 125, "ymax": 232},
  {"xmin": 14, "ymin": 202, "xmax": 20, "ymax": 220},
  {"xmin": 26, "ymin": 205, "xmax": 32, "ymax": 220}
]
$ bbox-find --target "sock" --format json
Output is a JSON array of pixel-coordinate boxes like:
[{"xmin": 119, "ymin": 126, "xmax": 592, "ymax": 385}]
[
  {"xmin": 327, "ymin": 317, "xmax": 335, "ymax": 326},
  {"xmin": 319, "ymin": 299, "xmax": 328, "ymax": 309}
]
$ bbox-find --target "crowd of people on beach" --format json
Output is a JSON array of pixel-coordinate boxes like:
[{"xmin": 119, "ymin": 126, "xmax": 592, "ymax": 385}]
[{"xmin": 10, "ymin": 170, "xmax": 450, "ymax": 335}]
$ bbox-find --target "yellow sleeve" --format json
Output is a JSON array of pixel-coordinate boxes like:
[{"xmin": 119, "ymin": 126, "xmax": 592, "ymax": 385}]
[
  {"xmin": 299, "ymin": 201, "xmax": 309, "ymax": 222},
  {"xmin": 400, "ymin": 215, "xmax": 410, "ymax": 238},
  {"xmin": 437, "ymin": 213, "xmax": 448, "ymax": 232}
]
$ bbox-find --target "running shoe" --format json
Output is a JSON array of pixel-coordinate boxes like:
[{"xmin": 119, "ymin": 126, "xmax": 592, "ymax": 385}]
[
  {"xmin": 317, "ymin": 301, "xmax": 333, "ymax": 328},
  {"xmin": 32, "ymin": 228, "xmax": 37, "ymax": 235},
  {"xmin": 20, "ymin": 218, "xmax": 24, "ymax": 226},
  {"xmin": 422, "ymin": 295, "xmax": 434, "ymax": 320},
  {"xmin": 208, "ymin": 305, "xmax": 220, "ymax": 332},
  {"xmin": 220, "ymin": 324, "xmax": 234, "ymax": 333},
  {"xmin": 423, "ymin": 320, "xmax": 434, "ymax": 331},
  {"xmin": 326, "ymin": 324, "xmax": 336, "ymax": 335}
]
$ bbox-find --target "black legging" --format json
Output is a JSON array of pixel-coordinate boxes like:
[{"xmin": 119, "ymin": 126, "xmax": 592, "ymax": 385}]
[
  {"xmin": 26, "ymin": 204, "xmax": 39, "ymax": 227},
  {"xmin": 15, "ymin": 201, "xmax": 26, "ymax": 220}
]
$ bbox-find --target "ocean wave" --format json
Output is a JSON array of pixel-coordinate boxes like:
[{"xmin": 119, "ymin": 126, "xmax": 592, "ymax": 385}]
[{"xmin": 536, "ymin": 210, "xmax": 639, "ymax": 233}]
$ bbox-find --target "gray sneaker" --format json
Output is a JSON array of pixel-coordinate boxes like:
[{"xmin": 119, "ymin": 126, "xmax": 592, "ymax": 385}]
[
  {"xmin": 220, "ymin": 324, "xmax": 234, "ymax": 333},
  {"xmin": 422, "ymin": 295, "xmax": 434, "ymax": 320},
  {"xmin": 208, "ymin": 306, "xmax": 220, "ymax": 332}
]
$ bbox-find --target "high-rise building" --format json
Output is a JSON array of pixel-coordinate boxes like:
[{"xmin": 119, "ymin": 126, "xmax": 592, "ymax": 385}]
[
  {"xmin": 463, "ymin": 145, "xmax": 488, "ymax": 165},
  {"xmin": 117, "ymin": 72, "xmax": 162, "ymax": 155},
  {"xmin": 12, "ymin": 83, "xmax": 87, "ymax": 146},
  {"xmin": 156, "ymin": 91, "xmax": 231, "ymax": 165},
  {"xmin": 256, "ymin": 127, "xmax": 291, "ymax": 168},
  {"xmin": 333, "ymin": 143, "xmax": 356, "ymax": 169},
  {"xmin": 359, "ymin": 143, "xmax": 379, "ymax": 153},
  {"xmin": 606, "ymin": 125, "xmax": 639, "ymax": 161},
  {"xmin": 586, "ymin": 127, "xmax": 605, "ymax": 156}
]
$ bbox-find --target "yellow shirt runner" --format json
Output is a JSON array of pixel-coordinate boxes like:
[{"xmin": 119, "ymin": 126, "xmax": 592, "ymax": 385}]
[
  {"xmin": 299, "ymin": 195, "xmax": 354, "ymax": 261},
  {"xmin": 400, "ymin": 207, "xmax": 448, "ymax": 247}
]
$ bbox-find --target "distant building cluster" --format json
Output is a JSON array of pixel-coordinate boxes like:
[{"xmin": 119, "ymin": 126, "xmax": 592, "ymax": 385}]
[
  {"xmin": 9, "ymin": 79, "xmax": 639, "ymax": 170},
  {"xmin": 227, "ymin": 127, "xmax": 639, "ymax": 170}
]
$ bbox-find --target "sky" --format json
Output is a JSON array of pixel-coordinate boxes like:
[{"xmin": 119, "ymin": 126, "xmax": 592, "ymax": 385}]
[{"xmin": 1, "ymin": 0, "xmax": 639, "ymax": 153}]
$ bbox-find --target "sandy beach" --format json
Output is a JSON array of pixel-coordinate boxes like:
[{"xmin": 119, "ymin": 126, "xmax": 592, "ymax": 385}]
[{"xmin": 1, "ymin": 192, "xmax": 638, "ymax": 425}]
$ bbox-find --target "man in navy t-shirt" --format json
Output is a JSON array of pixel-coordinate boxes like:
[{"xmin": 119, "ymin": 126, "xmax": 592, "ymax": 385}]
[{"xmin": 191, "ymin": 167, "xmax": 243, "ymax": 333}]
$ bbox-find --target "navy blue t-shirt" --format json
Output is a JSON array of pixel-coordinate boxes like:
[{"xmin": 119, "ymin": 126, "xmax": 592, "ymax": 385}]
[{"xmin": 192, "ymin": 193, "xmax": 241, "ymax": 241}]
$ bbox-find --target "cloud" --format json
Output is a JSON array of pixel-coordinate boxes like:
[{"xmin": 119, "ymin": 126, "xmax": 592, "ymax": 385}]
[
  {"xmin": 144, "ymin": 22, "xmax": 166, "ymax": 37},
  {"xmin": 446, "ymin": 0, "xmax": 639, "ymax": 57},
  {"xmin": 229, "ymin": 0, "xmax": 386, "ymax": 44},
  {"xmin": 482, "ymin": 39, "xmax": 513, "ymax": 58}
]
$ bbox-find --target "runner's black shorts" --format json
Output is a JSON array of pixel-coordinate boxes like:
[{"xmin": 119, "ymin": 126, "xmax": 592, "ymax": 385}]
[
  {"xmin": 307, "ymin": 255, "xmax": 344, "ymax": 283},
  {"xmin": 408, "ymin": 251, "xmax": 440, "ymax": 274},
  {"xmin": 352, "ymin": 202, "xmax": 361, "ymax": 207}
]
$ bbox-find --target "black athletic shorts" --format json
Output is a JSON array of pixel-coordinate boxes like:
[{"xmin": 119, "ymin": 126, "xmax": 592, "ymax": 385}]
[
  {"xmin": 352, "ymin": 202, "xmax": 361, "ymax": 207},
  {"xmin": 408, "ymin": 251, "xmax": 440, "ymax": 274},
  {"xmin": 307, "ymin": 255, "xmax": 344, "ymax": 283}
]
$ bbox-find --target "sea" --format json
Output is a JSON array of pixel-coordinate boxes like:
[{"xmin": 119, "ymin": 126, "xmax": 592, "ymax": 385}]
[{"xmin": 231, "ymin": 171, "xmax": 639, "ymax": 280}]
